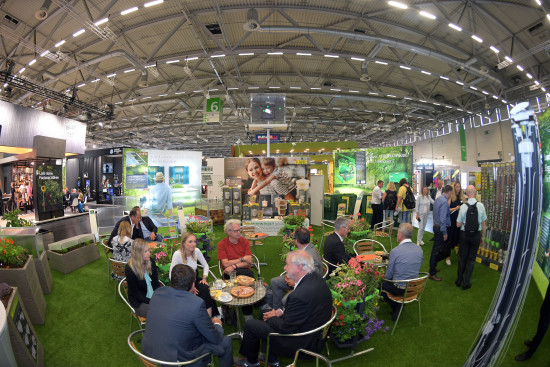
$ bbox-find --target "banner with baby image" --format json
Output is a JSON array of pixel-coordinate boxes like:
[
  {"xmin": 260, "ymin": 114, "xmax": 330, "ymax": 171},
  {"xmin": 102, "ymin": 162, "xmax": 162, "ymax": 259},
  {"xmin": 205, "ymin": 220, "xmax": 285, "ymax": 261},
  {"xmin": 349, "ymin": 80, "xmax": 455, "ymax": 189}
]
[{"xmin": 223, "ymin": 157, "xmax": 311, "ymax": 218}]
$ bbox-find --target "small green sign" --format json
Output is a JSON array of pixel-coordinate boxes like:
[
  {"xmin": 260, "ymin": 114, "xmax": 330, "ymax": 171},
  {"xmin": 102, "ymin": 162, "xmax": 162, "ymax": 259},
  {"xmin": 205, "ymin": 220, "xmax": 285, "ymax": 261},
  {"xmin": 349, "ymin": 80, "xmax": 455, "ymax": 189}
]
[
  {"xmin": 459, "ymin": 124, "xmax": 467, "ymax": 161},
  {"xmin": 206, "ymin": 97, "xmax": 222, "ymax": 113}
]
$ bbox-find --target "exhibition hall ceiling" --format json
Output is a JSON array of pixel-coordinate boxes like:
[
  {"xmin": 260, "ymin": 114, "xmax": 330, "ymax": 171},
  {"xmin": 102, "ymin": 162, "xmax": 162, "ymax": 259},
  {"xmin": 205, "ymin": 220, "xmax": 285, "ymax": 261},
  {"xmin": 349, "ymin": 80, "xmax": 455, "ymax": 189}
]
[{"xmin": 0, "ymin": 0, "xmax": 548, "ymax": 156}]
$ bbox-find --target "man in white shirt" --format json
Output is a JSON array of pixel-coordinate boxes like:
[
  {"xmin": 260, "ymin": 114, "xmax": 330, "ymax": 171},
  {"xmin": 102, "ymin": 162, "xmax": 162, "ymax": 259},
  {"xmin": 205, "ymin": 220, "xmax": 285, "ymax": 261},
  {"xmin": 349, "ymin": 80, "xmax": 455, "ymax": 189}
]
[{"xmin": 371, "ymin": 180, "xmax": 384, "ymax": 229}]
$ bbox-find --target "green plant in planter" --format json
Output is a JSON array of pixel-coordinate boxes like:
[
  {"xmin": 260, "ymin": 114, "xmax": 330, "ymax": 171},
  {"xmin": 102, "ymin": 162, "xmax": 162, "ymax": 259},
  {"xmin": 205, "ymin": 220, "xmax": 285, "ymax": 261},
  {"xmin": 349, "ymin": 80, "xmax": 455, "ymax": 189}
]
[
  {"xmin": 0, "ymin": 237, "xmax": 30, "ymax": 268},
  {"xmin": 2, "ymin": 209, "xmax": 33, "ymax": 227},
  {"xmin": 51, "ymin": 242, "xmax": 89, "ymax": 254}
]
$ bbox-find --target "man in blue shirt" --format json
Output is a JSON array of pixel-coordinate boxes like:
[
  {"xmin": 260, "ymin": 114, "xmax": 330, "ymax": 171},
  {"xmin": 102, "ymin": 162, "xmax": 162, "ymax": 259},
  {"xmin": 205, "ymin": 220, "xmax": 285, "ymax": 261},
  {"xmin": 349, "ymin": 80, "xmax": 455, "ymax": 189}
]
[
  {"xmin": 429, "ymin": 185, "xmax": 453, "ymax": 281},
  {"xmin": 455, "ymin": 185, "xmax": 487, "ymax": 290},
  {"xmin": 382, "ymin": 223, "xmax": 423, "ymax": 321}
]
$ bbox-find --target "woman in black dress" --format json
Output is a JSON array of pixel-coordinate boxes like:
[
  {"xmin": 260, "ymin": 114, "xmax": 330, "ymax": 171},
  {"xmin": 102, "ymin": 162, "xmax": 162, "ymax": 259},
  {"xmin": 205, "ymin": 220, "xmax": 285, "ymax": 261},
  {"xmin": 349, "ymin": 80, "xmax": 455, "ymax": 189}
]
[{"xmin": 447, "ymin": 181, "xmax": 465, "ymax": 266}]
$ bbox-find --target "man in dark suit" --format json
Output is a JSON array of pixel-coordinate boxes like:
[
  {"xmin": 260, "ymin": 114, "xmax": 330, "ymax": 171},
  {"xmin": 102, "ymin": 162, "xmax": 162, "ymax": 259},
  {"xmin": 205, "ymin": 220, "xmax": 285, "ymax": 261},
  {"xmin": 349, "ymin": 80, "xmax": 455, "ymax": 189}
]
[
  {"xmin": 107, "ymin": 206, "xmax": 160, "ymax": 247},
  {"xmin": 234, "ymin": 250, "xmax": 333, "ymax": 367},
  {"xmin": 323, "ymin": 216, "xmax": 352, "ymax": 274},
  {"xmin": 142, "ymin": 264, "xmax": 233, "ymax": 367}
]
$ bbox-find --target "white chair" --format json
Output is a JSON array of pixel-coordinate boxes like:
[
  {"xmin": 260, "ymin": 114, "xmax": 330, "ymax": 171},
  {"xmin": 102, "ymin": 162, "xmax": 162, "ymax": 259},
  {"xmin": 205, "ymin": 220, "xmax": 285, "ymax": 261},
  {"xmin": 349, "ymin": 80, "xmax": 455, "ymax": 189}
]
[
  {"xmin": 218, "ymin": 253, "xmax": 261, "ymax": 280},
  {"xmin": 70, "ymin": 198, "xmax": 79, "ymax": 212},
  {"xmin": 119, "ymin": 278, "xmax": 146, "ymax": 331}
]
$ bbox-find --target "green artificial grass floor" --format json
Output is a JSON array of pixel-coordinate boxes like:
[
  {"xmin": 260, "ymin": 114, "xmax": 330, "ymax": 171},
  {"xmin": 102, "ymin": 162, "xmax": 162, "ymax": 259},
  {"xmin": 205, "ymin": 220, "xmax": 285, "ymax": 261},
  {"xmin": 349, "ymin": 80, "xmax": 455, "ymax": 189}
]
[{"xmin": 33, "ymin": 225, "xmax": 548, "ymax": 366}]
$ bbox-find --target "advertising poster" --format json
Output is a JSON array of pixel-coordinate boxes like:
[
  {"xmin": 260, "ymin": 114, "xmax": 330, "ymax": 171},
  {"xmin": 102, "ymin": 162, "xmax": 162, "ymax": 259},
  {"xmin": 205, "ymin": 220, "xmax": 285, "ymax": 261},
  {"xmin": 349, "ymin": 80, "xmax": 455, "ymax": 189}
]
[
  {"xmin": 224, "ymin": 157, "xmax": 311, "ymax": 218},
  {"xmin": 122, "ymin": 148, "xmax": 201, "ymax": 215},
  {"xmin": 537, "ymin": 107, "xmax": 550, "ymax": 279},
  {"xmin": 334, "ymin": 146, "xmax": 413, "ymax": 191},
  {"xmin": 35, "ymin": 165, "xmax": 63, "ymax": 213}
]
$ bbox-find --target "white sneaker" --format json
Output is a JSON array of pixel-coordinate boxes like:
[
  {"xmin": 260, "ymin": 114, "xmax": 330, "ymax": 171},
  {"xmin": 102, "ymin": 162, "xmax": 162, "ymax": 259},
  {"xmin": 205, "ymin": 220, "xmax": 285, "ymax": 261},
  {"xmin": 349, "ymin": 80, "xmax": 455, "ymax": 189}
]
[
  {"xmin": 418, "ymin": 240, "xmax": 424, "ymax": 246},
  {"xmin": 446, "ymin": 258, "xmax": 451, "ymax": 266}
]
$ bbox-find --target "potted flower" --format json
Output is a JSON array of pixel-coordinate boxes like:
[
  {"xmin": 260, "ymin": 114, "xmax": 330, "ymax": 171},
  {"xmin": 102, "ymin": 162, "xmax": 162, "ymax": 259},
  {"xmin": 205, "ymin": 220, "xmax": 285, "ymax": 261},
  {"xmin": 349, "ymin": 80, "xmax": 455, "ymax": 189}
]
[
  {"xmin": 0, "ymin": 238, "xmax": 46, "ymax": 325},
  {"xmin": 150, "ymin": 239, "xmax": 179, "ymax": 284},
  {"xmin": 278, "ymin": 213, "xmax": 307, "ymax": 236},
  {"xmin": 348, "ymin": 215, "xmax": 369, "ymax": 239},
  {"xmin": 2, "ymin": 209, "xmax": 33, "ymax": 227},
  {"xmin": 326, "ymin": 258, "xmax": 386, "ymax": 347}
]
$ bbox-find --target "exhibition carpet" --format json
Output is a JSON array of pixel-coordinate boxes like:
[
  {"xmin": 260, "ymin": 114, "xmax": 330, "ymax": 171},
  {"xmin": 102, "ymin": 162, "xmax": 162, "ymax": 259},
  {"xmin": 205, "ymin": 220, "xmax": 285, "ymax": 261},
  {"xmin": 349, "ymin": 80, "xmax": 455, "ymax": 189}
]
[{"xmin": 32, "ymin": 225, "xmax": 547, "ymax": 366}]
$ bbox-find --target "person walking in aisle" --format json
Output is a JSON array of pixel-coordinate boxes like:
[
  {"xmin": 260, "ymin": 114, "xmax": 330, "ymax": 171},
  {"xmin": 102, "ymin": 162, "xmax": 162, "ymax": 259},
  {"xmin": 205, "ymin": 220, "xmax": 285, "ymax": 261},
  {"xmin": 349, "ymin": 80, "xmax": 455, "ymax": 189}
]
[
  {"xmin": 455, "ymin": 185, "xmax": 486, "ymax": 290},
  {"xmin": 382, "ymin": 181, "xmax": 397, "ymax": 223},
  {"xmin": 428, "ymin": 185, "xmax": 453, "ymax": 281},
  {"xmin": 370, "ymin": 180, "xmax": 384, "ymax": 229},
  {"xmin": 416, "ymin": 186, "xmax": 434, "ymax": 246},
  {"xmin": 395, "ymin": 178, "xmax": 412, "ymax": 224},
  {"xmin": 446, "ymin": 181, "xmax": 466, "ymax": 266}
]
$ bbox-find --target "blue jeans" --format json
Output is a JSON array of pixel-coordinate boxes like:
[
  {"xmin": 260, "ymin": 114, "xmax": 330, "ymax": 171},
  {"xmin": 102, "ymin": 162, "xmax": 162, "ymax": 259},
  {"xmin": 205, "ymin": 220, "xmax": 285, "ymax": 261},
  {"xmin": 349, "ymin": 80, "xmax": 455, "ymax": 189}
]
[{"xmin": 398, "ymin": 210, "xmax": 410, "ymax": 224}]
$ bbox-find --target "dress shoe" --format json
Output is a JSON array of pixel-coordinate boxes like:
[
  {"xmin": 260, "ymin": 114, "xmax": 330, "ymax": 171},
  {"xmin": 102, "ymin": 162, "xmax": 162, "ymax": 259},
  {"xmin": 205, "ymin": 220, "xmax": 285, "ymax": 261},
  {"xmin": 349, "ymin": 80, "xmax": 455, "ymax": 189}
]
[
  {"xmin": 418, "ymin": 240, "xmax": 424, "ymax": 246},
  {"xmin": 455, "ymin": 280, "xmax": 461, "ymax": 288},
  {"xmin": 461, "ymin": 284, "xmax": 472, "ymax": 290},
  {"xmin": 524, "ymin": 339, "xmax": 534, "ymax": 347},
  {"xmin": 233, "ymin": 357, "xmax": 260, "ymax": 367},
  {"xmin": 428, "ymin": 275, "xmax": 442, "ymax": 281},
  {"xmin": 429, "ymin": 237, "xmax": 434, "ymax": 242},
  {"xmin": 514, "ymin": 352, "xmax": 533, "ymax": 362}
]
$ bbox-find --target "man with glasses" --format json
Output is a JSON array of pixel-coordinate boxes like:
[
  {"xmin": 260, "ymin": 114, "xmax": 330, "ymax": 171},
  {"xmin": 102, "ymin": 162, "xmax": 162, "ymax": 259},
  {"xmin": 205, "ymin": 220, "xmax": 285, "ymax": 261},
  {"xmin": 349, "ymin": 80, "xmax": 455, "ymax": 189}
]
[
  {"xmin": 323, "ymin": 216, "xmax": 352, "ymax": 274},
  {"xmin": 218, "ymin": 219, "xmax": 255, "ymax": 319}
]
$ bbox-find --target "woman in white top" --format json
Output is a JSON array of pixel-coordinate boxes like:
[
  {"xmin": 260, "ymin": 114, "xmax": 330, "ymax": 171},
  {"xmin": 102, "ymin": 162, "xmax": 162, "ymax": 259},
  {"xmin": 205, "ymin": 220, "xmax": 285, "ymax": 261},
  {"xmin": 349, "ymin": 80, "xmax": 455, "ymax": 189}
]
[
  {"xmin": 169, "ymin": 232, "xmax": 219, "ymax": 317},
  {"xmin": 416, "ymin": 186, "xmax": 434, "ymax": 246},
  {"xmin": 112, "ymin": 220, "xmax": 133, "ymax": 262}
]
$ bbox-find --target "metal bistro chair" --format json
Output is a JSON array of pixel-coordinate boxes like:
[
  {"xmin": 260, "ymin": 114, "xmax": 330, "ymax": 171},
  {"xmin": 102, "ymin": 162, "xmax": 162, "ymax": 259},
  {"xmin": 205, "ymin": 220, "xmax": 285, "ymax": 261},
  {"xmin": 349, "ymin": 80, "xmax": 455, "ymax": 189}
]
[
  {"xmin": 110, "ymin": 259, "xmax": 127, "ymax": 299},
  {"xmin": 321, "ymin": 261, "xmax": 329, "ymax": 279},
  {"xmin": 241, "ymin": 225, "xmax": 267, "ymax": 264},
  {"xmin": 119, "ymin": 278, "xmax": 147, "ymax": 331},
  {"xmin": 100, "ymin": 238, "xmax": 114, "ymax": 281},
  {"xmin": 320, "ymin": 220, "xmax": 335, "ymax": 254},
  {"xmin": 353, "ymin": 239, "xmax": 387, "ymax": 256},
  {"xmin": 289, "ymin": 349, "xmax": 332, "ymax": 367},
  {"xmin": 218, "ymin": 253, "xmax": 261, "ymax": 280},
  {"xmin": 265, "ymin": 305, "xmax": 337, "ymax": 367},
  {"xmin": 321, "ymin": 256, "xmax": 340, "ymax": 278},
  {"xmin": 128, "ymin": 329, "xmax": 211, "ymax": 367},
  {"xmin": 373, "ymin": 219, "xmax": 394, "ymax": 250},
  {"xmin": 382, "ymin": 272, "xmax": 429, "ymax": 335}
]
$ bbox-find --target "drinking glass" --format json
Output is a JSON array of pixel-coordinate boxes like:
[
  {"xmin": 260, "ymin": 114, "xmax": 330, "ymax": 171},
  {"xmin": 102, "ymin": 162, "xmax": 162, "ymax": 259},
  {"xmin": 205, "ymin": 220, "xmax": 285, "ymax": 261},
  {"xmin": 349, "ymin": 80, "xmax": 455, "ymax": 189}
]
[
  {"xmin": 256, "ymin": 277, "xmax": 265, "ymax": 290},
  {"xmin": 230, "ymin": 270, "xmax": 237, "ymax": 285}
]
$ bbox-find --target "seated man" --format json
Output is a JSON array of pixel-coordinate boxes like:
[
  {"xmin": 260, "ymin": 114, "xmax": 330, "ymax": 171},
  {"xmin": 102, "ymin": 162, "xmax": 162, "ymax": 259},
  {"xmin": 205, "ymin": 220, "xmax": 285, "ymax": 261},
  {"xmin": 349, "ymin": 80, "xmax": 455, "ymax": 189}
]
[
  {"xmin": 142, "ymin": 264, "xmax": 232, "ymax": 367},
  {"xmin": 108, "ymin": 206, "xmax": 160, "ymax": 248},
  {"xmin": 235, "ymin": 250, "xmax": 333, "ymax": 367},
  {"xmin": 217, "ymin": 219, "xmax": 254, "ymax": 317},
  {"xmin": 268, "ymin": 228, "xmax": 323, "ymax": 310},
  {"xmin": 381, "ymin": 223, "xmax": 424, "ymax": 321},
  {"xmin": 323, "ymin": 216, "xmax": 352, "ymax": 274}
]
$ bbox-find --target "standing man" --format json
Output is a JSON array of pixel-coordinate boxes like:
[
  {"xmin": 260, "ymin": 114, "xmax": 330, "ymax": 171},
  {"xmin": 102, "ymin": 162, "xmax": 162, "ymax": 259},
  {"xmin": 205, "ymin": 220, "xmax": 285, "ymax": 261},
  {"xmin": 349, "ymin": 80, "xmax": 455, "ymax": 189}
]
[
  {"xmin": 269, "ymin": 228, "xmax": 324, "ymax": 310},
  {"xmin": 381, "ymin": 223, "xmax": 424, "ymax": 321},
  {"xmin": 146, "ymin": 172, "xmax": 173, "ymax": 216},
  {"xmin": 395, "ymin": 178, "xmax": 412, "ymax": 224},
  {"xmin": 235, "ymin": 250, "xmax": 332, "ymax": 367},
  {"xmin": 370, "ymin": 180, "xmax": 384, "ymax": 229},
  {"xmin": 323, "ymin": 216, "xmax": 352, "ymax": 273},
  {"xmin": 431, "ymin": 180, "xmax": 443, "ymax": 201},
  {"xmin": 429, "ymin": 185, "xmax": 453, "ymax": 281},
  {"xmin": 142, "ymin": 264, "xmax": 233, "ymax": 367},
  {"xmin": 455, "ymin": 185, "xmax": 487, "ymax": 290}
]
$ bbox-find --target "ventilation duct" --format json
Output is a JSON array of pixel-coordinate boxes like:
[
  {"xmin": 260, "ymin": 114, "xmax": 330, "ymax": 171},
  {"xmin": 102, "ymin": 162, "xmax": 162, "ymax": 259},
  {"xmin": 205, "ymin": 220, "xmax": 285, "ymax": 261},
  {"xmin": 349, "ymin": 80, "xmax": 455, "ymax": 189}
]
[
  {"xmin": 138, "ymin": 69, "xmax": 148, "ymax": 88},
  {"xmin": 243, "ymin": 8, "xmax": 260, "ymax": 31},
  {"xmin": 35, "ymin": 0, "xmax": 51, "ymax": 20}
]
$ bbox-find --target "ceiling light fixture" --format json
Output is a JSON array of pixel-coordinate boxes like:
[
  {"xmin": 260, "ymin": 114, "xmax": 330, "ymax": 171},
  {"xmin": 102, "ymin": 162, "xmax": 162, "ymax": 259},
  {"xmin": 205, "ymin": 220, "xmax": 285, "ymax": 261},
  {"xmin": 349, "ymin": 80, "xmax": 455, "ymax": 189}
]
[
  {"xmin": 388, "ymin": 1, "xmax": 408, "ymax": 9},
  {"xmin": 121, "ymin": 7, "xmax": 138, "ymax": 15},
  {"xmin": 94, "ymin": 18, "xmax": 108, "ymax": 26},
  {"xmin": 456, "ymin": 81, "xmax": 464, "ymax": 85},
  {"xmin": 166, "ymin": 59, "xmax": 179, "ymax": 64},
  {"xmin": 471, "ymin": 35, "xmax": 483, "ymax": 43},
  {"xmin": 55, "ymin": 40, "xmax": 66, "ymax": 47},
  {"xmin": 351, "ymin": 57, "xmax": 365, "ymax": 61},
  {"xmin": 517, "ymin": 65, "xmax": 524, "ymax": 71},
  {"xmin": 73, "ymin": 29, "xmax": 85, "ymax": 37},
  {"xmin": 440, "ymin": 75, "xmax": 449, "ymax": 80},
  {"xmin": 421, "ymin": 70, "xmax": 431, "ymax": 75},
  {"xmin": 125, "ymin": 69, "xmax": 135, "ymax": 73},
  {"xmin": 296, "ymin": 53, "xmax": 311, "ymax": 56},
  {"xmin": 505, "ymin": 56, "xmax": 513, "ymax": 63},
  {"xmin": 324, "ymin": 54, "xmax": 339, "ymax": 58},
  {"xmin": 419, "ymin": 11, "xmax": 436, "ymax": 19},
  {"xmin": 187, "ymin": 57, "xmax": 198, "ymax": 61},
  {"xmin": 448, "ymin": 23, "xmax": 462, "ymax": 32},
  {"xmin": 28, "ymin": 59, "xmax": 36, "ymax": 66},
  {"xmin": 211, "ymin": 54, "xmax": 225, "ymax": 58},
  {"xmin": 40, "ymin": 51, "xmax": 49, "ymax": 57},
  {"xmin": 144, "ymin": 0, "xmax": 164, "ymax": 7},
  {"xmin": 490, "ymin": 46, "xmax": 500, "ymax": 54},
  {"xmin": 526, "ymin": 73, "xmax": 533, "ymax": 79},
  {"xmin": 239, "ymin": 53, "xmax": 254, "ymax": 56},
  {"xmin": 78, "ymin": 83, "xmax": 86, "ymax": 87},
  {"xmin": 399, "ymin": 65, "xmax": 411, "ymax": 70},
  {"xmin": 375, "ymin": 61, "xmax": 388, "ymax": 65},
  {"xmin": 267, "ymin": 52, "xmax": 283, "ymax": 55}
]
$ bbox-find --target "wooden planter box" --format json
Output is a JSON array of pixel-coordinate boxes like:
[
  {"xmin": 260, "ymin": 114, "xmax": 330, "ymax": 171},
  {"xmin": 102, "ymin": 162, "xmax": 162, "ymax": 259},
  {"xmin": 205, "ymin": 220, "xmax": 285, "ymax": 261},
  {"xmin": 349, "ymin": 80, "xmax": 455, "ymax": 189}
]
[
  {"xmin": 5, "ymin": 287, "xmax": 45, "ymax": 367},
  {"xmin": 47, "ymin": 243, "xmax": 100, "ymax": 274},
  {"xmin": 33, "ymin": 251, "xmax": 53, "ymax": 294},
  {"xmin": 195, "ymin": 207, "xmax": 224, "ymax": 225},
  {"xmin": 0, "ymin": 256, "xmax": 46, "ymax": 325}
]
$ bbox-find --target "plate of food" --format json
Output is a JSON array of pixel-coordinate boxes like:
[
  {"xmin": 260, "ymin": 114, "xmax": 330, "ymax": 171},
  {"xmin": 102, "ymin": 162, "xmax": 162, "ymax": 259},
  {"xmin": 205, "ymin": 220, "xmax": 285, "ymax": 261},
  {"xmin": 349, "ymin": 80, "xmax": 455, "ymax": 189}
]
[
  {"xmin": 230, "ymin": 286, "xmax": 255, "ymax": 298},
  {"xmin": 236, "ymin": 275, "xmax": 255, "ymax": 286},
  {"xmin": 374, "ymin": 251, "xmax": 385, "ymax": 256},
  {"xmin": 217, "ymin": 292, "xmax": 233, "ymax": 303}
]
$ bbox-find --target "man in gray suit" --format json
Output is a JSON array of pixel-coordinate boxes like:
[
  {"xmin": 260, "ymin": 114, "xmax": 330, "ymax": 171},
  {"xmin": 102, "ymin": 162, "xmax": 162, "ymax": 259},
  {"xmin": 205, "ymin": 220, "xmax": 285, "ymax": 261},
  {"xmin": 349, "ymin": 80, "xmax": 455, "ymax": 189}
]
[
  {"xmin": 142, "ymin": 264, "xmax": 233, "ymax": 367},
  {"xmin": 268, "ymin": 228, "xmax": 324, "ymax": 310}
]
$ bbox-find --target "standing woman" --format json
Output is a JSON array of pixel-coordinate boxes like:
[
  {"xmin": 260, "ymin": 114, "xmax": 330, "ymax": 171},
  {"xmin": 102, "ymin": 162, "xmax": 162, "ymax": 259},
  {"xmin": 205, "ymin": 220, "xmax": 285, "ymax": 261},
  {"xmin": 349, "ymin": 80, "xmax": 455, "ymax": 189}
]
[
  {"xmin": 416, "ymin": 186, "xmax": 434, "ymax": 246},
  {"xmin": 447, "ymin": 181, "xmax": 466, "ymax": 265},
  {"xmin": 125, "ymin": 239, "xmax": 161, "ymax": 317},
  {"xmin": 382, "ymin": 181, "xmax": 397, "ymax": 222},
  {"xmin": 169, "ymin": 232, "xmax": 219, "ymax": 317}
]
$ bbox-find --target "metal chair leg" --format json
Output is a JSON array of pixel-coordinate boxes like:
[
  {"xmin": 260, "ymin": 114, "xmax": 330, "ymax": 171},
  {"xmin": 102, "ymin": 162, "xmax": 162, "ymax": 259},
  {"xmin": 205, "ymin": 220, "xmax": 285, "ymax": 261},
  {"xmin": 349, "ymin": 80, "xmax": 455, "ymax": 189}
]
[{"xmin": 391, "ymin": 303, "xmax": 404, "ymax": 335}]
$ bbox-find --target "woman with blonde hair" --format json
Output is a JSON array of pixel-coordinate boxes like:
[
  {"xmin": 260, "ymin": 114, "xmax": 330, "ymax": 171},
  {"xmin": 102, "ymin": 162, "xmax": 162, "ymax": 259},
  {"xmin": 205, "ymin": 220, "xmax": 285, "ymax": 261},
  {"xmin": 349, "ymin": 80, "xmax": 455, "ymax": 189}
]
[
  {"xmin": 112, "ymin": 221, "xmax": 133, "ymax": 262},
  {"xmin": 446, "ymin": 181, "xmax": 466, "ymax": 266},
  {"xmin": 125, "ymin": 239, "xmax": 161, "ymax": 317},
  {"xmin": 170, "ymin": 232, "xmax": 219, "ymax": 317},
  {"xmin": 415, "ymin": 186, "xmax": 434, "ymax": 246},
  {"xmin": 382, "ymin": 181, "xmax": 397, "ymax": 222}
]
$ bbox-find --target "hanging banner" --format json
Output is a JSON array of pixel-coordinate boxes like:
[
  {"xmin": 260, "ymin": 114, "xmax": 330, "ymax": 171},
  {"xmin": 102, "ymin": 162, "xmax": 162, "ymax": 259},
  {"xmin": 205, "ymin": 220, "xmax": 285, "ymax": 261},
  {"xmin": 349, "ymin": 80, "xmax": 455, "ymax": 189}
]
[
  {"xmin": 204, "ymin": 97, "xmax": 222, "ymax": 123},
  {"xmin": 459, "ymin": 124, "xmax": 467, "ymax": 161}
]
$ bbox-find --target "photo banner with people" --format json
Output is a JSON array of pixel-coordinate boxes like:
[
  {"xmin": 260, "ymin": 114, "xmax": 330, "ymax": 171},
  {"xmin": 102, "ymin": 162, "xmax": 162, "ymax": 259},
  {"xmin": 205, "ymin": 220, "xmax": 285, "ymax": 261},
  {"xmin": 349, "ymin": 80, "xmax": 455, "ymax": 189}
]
[
  {"xmin": 34, "ymin": 165, "xmax": 63, "ymax": 220},
  {"xmin": 333, "ymin": 146, "xmax": 413, "ymax": 190},
  {"xmin": 123, "ymin": 148, "xmax": 202, "ymax": 214},
  {"xmin": 536, "ymin": 107, "xmax": 550, "ymax": 280},
  {"xmin": 224, "ymin": 157, "xmax": 311, "ymax": 218}
]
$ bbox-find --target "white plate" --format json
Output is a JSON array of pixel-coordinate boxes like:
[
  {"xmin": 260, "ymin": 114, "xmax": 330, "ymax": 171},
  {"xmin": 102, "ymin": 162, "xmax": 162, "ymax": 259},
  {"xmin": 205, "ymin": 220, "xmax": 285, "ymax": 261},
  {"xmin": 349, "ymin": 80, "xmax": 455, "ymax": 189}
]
[{"xmin": 217, "ymin": 292, "xmax": 233, "ymax": 303}]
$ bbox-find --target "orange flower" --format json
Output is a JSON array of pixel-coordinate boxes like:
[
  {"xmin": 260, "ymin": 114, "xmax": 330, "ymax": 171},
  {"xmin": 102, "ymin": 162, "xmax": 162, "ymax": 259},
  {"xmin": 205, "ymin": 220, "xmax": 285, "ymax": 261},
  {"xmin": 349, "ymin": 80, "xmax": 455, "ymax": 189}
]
[{"xmin": 10, "ymin": 239, "xmax": 13, "ymax": 244}]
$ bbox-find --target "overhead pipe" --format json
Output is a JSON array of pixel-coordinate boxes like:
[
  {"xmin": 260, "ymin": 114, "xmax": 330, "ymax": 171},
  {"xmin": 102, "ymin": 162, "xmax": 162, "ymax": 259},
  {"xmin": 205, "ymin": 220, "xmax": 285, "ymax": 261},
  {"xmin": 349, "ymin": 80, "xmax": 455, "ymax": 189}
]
[{"xmin": 257, "ymin": 25, "xmax": 504, "ymax": 86}]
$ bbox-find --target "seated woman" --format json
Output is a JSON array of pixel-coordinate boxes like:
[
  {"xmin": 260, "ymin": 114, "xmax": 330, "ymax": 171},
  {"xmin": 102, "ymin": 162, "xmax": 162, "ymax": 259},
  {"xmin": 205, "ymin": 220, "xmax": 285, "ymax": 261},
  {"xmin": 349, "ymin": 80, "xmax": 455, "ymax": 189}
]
[
  {"xmin": 112, "ymin": 221, "xmax": 133, "ymax": 262},
  {"xmin": 125, "ymin": 239, "xmax": 161, "ymax": 317},
  {"xmin": 169, "ymin": 232, "xmax": 219, "ymax": 318}
]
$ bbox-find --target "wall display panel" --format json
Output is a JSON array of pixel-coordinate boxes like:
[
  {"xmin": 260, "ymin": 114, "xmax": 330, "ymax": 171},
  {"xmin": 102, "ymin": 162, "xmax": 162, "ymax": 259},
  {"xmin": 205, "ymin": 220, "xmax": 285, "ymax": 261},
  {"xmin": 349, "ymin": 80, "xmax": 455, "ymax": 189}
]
[
  {"xmin": 34, "ymin": 165, "xmax": 63, "ymax": 220},
  {"xmin": 123, "ymin": 149, "xmax": 201, "ymax": 213},
  {"xmin": 224, "ymin": 157, "xmax": 310, "ymax": 219},
  {"xmin": 334, "ymin": 146, "xmax": 413, "ymax": 190},
  {"xmin": 537, "ymin": 108, "xmax": 550, "ymax": 279}
]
